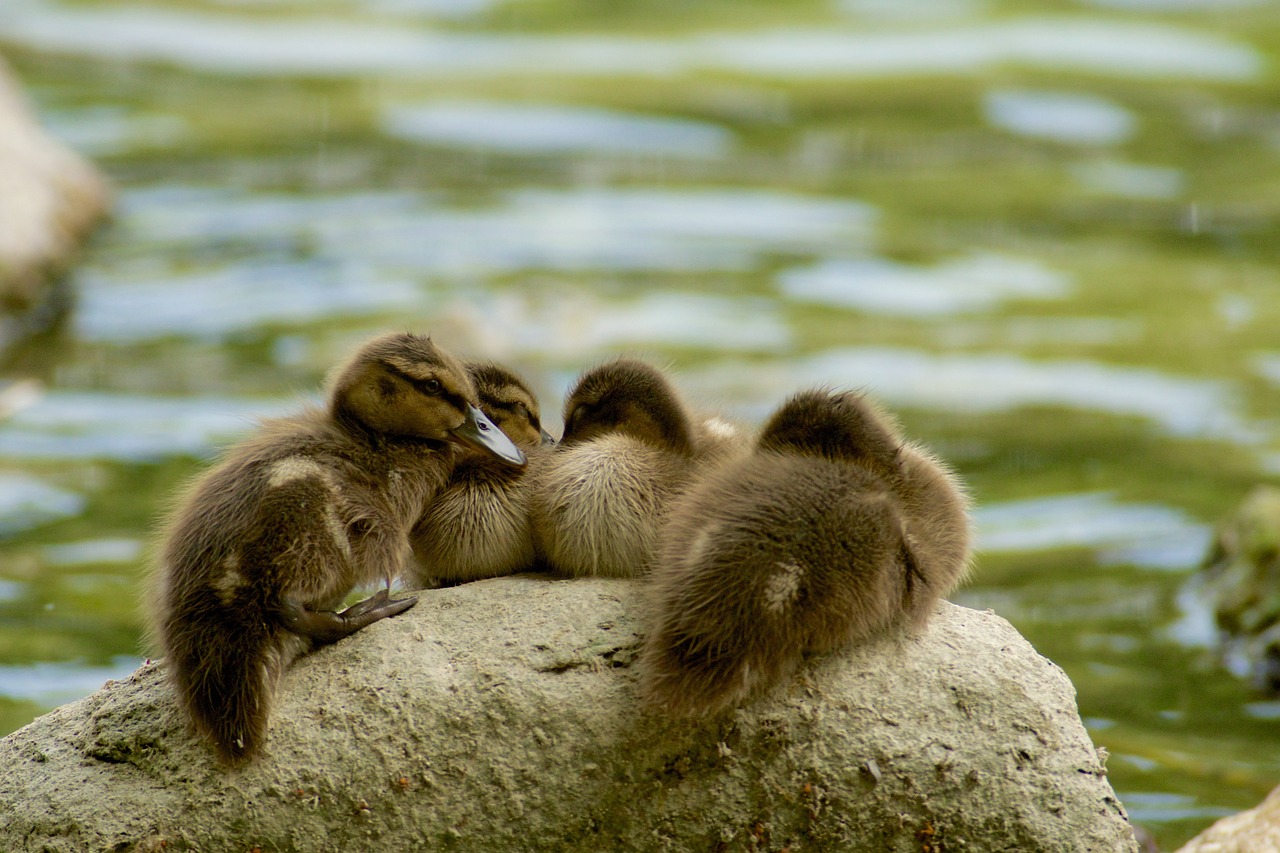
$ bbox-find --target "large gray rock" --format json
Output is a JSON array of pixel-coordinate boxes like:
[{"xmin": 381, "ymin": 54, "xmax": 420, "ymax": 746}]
[
  {"xmin": 1177, "ymin": 784, "xmax": 1280, "ymax": 853},
  {"xmin": 0, "ymin": 577, "xmax": 1137, "ymax": 852},
  {"xmin": 0, "ymin": 54, "xmax": 110, "ymax": 354}
]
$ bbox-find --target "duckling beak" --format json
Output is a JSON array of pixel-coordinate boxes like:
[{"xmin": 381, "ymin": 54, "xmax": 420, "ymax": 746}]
[
  {"xmin": 540, "ymin": 428, "xmax": 557, "ymax": 447},
  {"xmin": 451, "ymin": 404, "xmax": 527, "ymax": 466}
]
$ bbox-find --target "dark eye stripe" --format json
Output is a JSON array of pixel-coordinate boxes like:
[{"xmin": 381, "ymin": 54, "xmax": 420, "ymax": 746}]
[{"xmin": 387, "ymin": 365, "xmax": 461, "ymax": 404}]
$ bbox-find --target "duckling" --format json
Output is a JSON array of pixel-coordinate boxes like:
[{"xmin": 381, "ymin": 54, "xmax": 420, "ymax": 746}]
[
  {"xmin": 151, "ymin": 332, "xmax": 525, "ymax": 764},
  {"xmin": 530, "ymin": 358, "xmax": 726, "ymax": 578},
  {"xmin": 639, "ymin": 388, "xmax": 971, "ymax": 716},
  {"xmin": 405, "ymin": 360, "xmax": 554, "ymax": 587}
]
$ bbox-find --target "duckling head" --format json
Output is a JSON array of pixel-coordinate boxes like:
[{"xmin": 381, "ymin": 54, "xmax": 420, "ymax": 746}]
[
  {"xmin": 758, "ymin": 388, "xmax": 902, "ymax": 474},
  {"xmin": 329, "ymin": 332, "xmax": 526, "ymax": 466},
  {"xmin": 560, "ymin": 358, "xmax": 694, "ymax": 454},
  {"xmin": 467, "ymin": 361, "xmax": 555, "ymax": 450}
]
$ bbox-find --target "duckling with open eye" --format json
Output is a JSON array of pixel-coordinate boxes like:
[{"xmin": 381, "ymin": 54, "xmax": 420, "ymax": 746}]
[
  {"xmin": 151, "ymin": 332, "xmax": 525, "ymax": 764},
  {"xmin": 640, "ymin": 388, "xmax": 971, "ymax": 716},
  {"xmin": 406, "ymin": 360, "xmax": 554, "ymax": 588},
  {"xmin": 530, "ymin": 358, "xmax": 729, "ymax": 578}
]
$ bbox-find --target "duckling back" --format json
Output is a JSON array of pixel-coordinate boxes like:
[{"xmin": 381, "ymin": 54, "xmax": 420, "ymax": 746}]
[
  {"xmin": 529, "ymin": 358, "xmax": 706, "ymax": 578},
  {"xmin": 640, "ymin": 388, "xmax": 972, "ymax": 716},
  {"xmin": 897, "ymin": 442, "xmax": 972, "ymax": 625},
  {"xmin": 156, "ymin": 426, "xmax": 370, "ymax": 764},
  {"xmin": 152, "ymin": 333, "xmax": 523, "ymax": 763},
  {"xmin": 407, "ymin": 361, "xmax": 551, "ymax": 587}
]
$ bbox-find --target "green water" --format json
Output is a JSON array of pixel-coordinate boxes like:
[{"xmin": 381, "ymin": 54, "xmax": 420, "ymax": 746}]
[{"xmin": 4, "ymin": 0, "xmax": 1280, "ymax": 846}]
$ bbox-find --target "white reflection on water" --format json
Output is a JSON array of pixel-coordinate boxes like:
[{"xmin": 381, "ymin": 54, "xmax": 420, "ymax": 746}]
[
  {"xmin": 417, "ymin": 188, "xmax": 876, "ymax": 273},
  {"xmin": 0, "ymin": 392, "xmax": 296, "ymax": 461},
  {"xmin": 1167, "ymin": 582, "xmax": 1217, "ymax": 648},
  {"xmin": 0, "ymin": 3, "xmax": 1261, "ymax": 82},
  {"xmin": 1251, "ymin": 352, "xmax": 1280, "ymax": 386},
  {"xmin": 684, "ymin": 347, "xmax": 1248, "ymax": 441},
  {"xmin": 383, "ymin": 100, "xmax": 733, "ymax": 158},
  {"xmin": 0, "ymin": 473, "xmax": 85, "ymax": 535},
  {"xmin": 1244, "ymin": 701, "xmax": 1280, "ymax": 720},
  {"xmin": 39, "ymin": 106, "xmax": 189, "ymax": 157},
  {"xmin": 1069, "ymin": 159, "xmax": 1185, "ymax": 199},
  {"xmin": 838, "ymin": 0, "xmax": 984, "ymax": 22},
  {"xmin": 0, "ymin": 656, "xmax": 143, "ymax": 705},
  {"xmin": 122, "ymin": 185, "xmax": 876, "ymax": 266},
  {"xmin": 75, "ymin": 259, "xmax": 425, "ymax": 343},
  {"xmin": 779, "ymin": 252, "xmax": 1069, "ymax": 317},
  {"xmin": 209, "ymin": 0, "xmax": 496, "ymax": 16},
  {"xmin": 434, "ymin": 290, "xmax": 791, "ymax": 360},
  {"xmin": 974, "ymin": 492, "xmax": 1210, "ymax": 567},
  {"xmin": 1120, "ymin": 791, "xmax": 1236, "ymax": 824},
  {"xmin": 41, "ymin": 538, "xmax": 144, "ymax": 566},
  {"xmin": 83, "ymin": 187, "xmax": 874, "ymax": 345},
  {"xmin": 1083, "ymin": 0, "xmax": 1265, "ymax": 9},
  {"xmin": 936, "ymin": 317, "xmax": 1144, "ymax": 348},
  {"xmin": 984, "ymin": 89, "xmax": 1136, "ymax": 145}
]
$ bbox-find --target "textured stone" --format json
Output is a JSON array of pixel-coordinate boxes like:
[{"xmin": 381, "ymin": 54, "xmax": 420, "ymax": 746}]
[
  {"xmin": 0, "ymin": 576, "xmax": 1137, "ymax": 852},
  {"xmin": 1177, "ymin": 785, "xmax": 1280, "ymax": 853}
]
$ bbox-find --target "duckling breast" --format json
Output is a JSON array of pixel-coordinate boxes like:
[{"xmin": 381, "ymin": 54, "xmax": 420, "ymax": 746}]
[
  {"xmin": 530, "ymin": 435, "xmax": 691, "ymax": 578},
  {"xmin": 407, "ymin": 463, "xmax": 536, "ymax": 586}
]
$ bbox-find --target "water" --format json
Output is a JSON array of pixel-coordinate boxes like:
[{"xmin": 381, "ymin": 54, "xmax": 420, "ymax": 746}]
[{"xmin": 4, "ymin": 0, "xmax": 1280, "ymax": 847}]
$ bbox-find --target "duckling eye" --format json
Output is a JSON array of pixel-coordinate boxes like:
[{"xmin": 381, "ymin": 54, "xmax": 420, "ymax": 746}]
[{"xmin": 419, "ymin": 378, "xmax": 442, "ymax": 395}]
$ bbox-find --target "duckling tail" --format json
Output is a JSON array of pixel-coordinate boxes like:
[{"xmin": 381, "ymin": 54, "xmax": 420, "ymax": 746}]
[
  {"xmin": 641, "ymin": 547, "xmax": 808, "ymax": 716},
  {"xmin": 164, "ymin": 595, "xmax": 295, "ymax": 765},
  {"xmin": 641, "ymin": 486, "xmax": 912, "ymax": 716},
  {"xmin": 640, "ymin": 621, "xmax": 774, "ymax": 717}
]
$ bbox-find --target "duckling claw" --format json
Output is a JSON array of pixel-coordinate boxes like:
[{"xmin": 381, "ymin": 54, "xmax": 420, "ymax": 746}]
[{"xmin": 279, "ymin": 591, "xmax": 418, "ymax": 645}]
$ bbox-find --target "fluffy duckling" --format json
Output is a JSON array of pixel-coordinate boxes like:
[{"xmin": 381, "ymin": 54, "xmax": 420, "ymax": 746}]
[
  {"xmin": 640, "ymin": 388, "xmax": 971, "ymax": 716},
  {"xmin": 152, "ymin": 332, "xmax": 525, "ymax": 764},
  {"xmin": 530, "ymin": 358, "xmax": 724, "ymax": 578},
  {"xmin": 406, "ymin": 361, "xmax": 553, "ymax": 587}
]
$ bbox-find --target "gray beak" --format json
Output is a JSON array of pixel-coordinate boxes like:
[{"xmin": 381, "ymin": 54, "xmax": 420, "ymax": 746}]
[
  {"xmin": 451, "ymin": 404, "xmax": 527, "ymax": 467},
  {"xmin": 540, "ymin": 428, "xmax": 557, "ymax": 447}
]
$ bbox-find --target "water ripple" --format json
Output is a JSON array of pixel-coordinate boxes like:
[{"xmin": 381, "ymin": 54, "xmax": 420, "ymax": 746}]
[
  {"xmin": 0, "ymin": 473, "xmax": 85, "ymax": 536},
  {"xmin": 0, "ymin": 392, "xmax": 296, "ymax": 461},
  {"xmin": 684, "ymin": 347, "xmax": 1251, "ymax": 442},
  {"xmin": 974, "ymin": 492, "xmax": 1209, "ymax": 566},
  {"xmin": 0, "ymin": 656, "xmax": 143, "ymax": 706},
  {"xmin": 779, "ymin": 252, "xmax": 1070, "ymax": 317},
  {"xmin": 383, "ymin": 100, "xmax": 733, "ymax": 158},
  {"xmin": 0, "ymin": 3, "xmax": 1260, "ymax": 82}
]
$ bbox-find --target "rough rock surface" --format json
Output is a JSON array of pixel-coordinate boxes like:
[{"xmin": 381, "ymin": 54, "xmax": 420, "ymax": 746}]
[
  {"xmin": 0, "ymin": 54, "xmax": 110, "ymax": 354},
  {"xmin": 0, "ymin": 577, "xmax": 1137, "ymax": 852},
  {"xmin": 1177, "ymin": 784, "xmax": 1280, "ymax": 853}
]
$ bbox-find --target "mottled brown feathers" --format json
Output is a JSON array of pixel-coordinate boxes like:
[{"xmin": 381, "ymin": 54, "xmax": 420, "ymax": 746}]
[
  {"xmin": 153, "ymin": 333, "xmax": 493, "ymax": 764},
  {"xmin": 640, "ymin": 388, "xmax": 972, "ymax": 716},
  {"xmin": 407, "ymin": 361, "xmax": 549, "ymax": 587},
  {"xmin": 530, "ymin": 358, "xmax": 736, "ymax": 578},
  {"xmin": 560, "ymin": 357, "xmax": 695, "ymax": 453}
]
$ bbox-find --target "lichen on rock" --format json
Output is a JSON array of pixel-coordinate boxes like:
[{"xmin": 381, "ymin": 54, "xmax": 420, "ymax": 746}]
[{"xmin": 0, "ymin": 576, "xmax": 1137, "ymax": 852}]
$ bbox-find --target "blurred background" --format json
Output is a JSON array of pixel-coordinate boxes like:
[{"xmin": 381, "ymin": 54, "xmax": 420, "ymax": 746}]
[{"xmin": 1, "ymin": 0, "xmax": 1279, "ymax": 846}]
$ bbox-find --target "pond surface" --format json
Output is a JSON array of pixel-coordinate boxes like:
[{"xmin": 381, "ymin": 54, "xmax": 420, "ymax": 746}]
[{"xmin": 3, "ymin": 0, "xmax": 1280, "ymax": 846}]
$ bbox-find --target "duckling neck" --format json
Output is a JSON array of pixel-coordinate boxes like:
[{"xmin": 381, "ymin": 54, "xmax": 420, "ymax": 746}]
[{"xmin": 329, "ymin": 403, "xmax": 448, "ymax": 454}]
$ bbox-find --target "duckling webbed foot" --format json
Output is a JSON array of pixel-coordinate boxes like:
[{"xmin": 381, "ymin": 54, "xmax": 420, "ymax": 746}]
[{"xmin": 278, "ymin": 589, "xmax": 418, "ymax": 645}]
